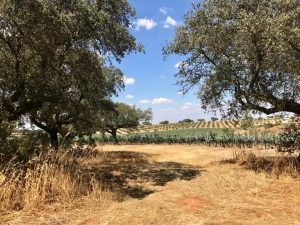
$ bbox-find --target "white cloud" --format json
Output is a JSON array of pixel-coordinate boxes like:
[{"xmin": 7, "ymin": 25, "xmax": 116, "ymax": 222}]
[
  {"xmin": 174, "ymin": 62, "xmax": 182, "ymax": 68},
  {"xmin": 159, "ymin": 7, "xmax": 172, "ymax": 15},
  {"xmin": 177, "ymin": 91, "xmax": 184, "ymax": 96},
  {"xmin": 125, "ymin": 94, "xmax": 134, "ymax": 99},
  {"xmin": 159, "ymin": 7, "xmax": 168, "ymax": 15},
  {"xmin": 135, "ymin": 18, "xmax": 157, "ymax": 31},
  {"xmin": 161, "ymin": 107, "xmax": 175, "ymax": 111},
  {"xmin": 175, "ymin": 61, "xmax": 188, "ymax": 69},
  {"xmin": 139, "ymin": 99, "xmax": 151, "ymax": 104},
  {"xmin": 182, "ymin": 102, "xmax": 201, "ymax": 110},
  {"xmin": 152, "ymin": 97, "xmax": 174, "ymax": 105},
  {"xmin": 163, "ymin": 16, "xmax": 177, "ymax": 28},
  {"xmin": 152, "ymin": 103, "xmax": 212, "ymax": 124},
  {"xmin": 140, "ymin": 98, "xmax": 174, "ymax": 105},
  {"xmin": 123, "ymin": 76, "xmax": 135, "ymax": 85}
]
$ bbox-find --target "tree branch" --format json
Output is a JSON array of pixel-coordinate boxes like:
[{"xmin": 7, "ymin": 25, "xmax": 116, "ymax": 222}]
[
  {"xmin": 30, "ymin": 116, "xmax": 52, "ymax": 133},
  {"xmin": 200, "ymin": 49, "xmax": 216, "ymax": 66}
]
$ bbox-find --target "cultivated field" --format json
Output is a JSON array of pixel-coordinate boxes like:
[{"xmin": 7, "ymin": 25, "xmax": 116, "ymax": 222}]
[
  {"xmin": 116, "ymin": 118, "xmax": 291, "ymax": 135},
  {"xmin": 1, "ymin": 144, "xmax": 300, "ymax": 225}
]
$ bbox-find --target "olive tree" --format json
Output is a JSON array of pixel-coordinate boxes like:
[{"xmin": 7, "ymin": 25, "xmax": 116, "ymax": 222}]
[
  {"xmin": 159, "ymin": 121, "xmax": 169, "ymax": 125},
  {"xmin": 211, "ymin": 117, "xmax": 218, "ymax": 122},
  {"xmin": 164, "ymin": 0, "xmax": 300, "ymax": 117},
  {"xmin": 100, "ymin": 103, "xmax": 152, "ymax": 142},
  {"xmin": 0, "ymin": 0, "xmax": 140, "ymax": 148},
  {"xmin": 179, "ymin": 119, "xmax": 193, "ymax": 123}
]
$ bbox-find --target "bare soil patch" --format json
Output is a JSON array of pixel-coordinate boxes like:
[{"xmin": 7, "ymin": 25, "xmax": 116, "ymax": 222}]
[{"xmin": 1, "ymin": 144, "xmax": 300, "ymax": 225}]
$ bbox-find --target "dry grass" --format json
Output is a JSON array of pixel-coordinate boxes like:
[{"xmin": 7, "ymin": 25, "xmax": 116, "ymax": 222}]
[
  {"xmin": 0, "ymin": 147, "xmax": 113, "ymax": 212},
  {"xmin": 1, "ymin": 144, "xmax": 300, "ymax": 225},
  {"xmin": 225, "ymin": 150, "xmax": 300, "ymax": 178}
]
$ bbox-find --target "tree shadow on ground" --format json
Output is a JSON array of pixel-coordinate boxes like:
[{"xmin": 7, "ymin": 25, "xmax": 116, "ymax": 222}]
[{"xmin": 81, "ymin": 151, "xmax": 202, "ymax": 200}]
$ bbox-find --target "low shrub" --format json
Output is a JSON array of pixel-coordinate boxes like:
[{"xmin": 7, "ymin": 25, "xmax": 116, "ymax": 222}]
[{"xmin": 0, "ymin": 130, "xmax": 49, "ymax": 164}]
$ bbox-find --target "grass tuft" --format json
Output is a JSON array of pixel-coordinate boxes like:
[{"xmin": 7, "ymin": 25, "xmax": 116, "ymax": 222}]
[
  {"xmin": 0, "ymin": 147, "xmax": 111, "ymax": 211},
  {"xmin": 225, "ymin": 150, "xmax": 300, "ymax": 178}
]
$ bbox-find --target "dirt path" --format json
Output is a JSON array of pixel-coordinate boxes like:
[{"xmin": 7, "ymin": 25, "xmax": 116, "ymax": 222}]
[{"xmin": 1, "ymin": 145, "xmax": 300, "ymax": 225}]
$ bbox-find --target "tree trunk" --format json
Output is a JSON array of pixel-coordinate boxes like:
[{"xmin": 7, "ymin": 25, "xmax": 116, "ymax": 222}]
[
  {"xmin": 111, "ymin": 129, "xmax": 118, "ymax": 144},
  {"xmin": 30, "ymin": 117, "xmax": 60, "ymax": 149},
  {"xmin": 50, "ymin": 130, "xmax": 59, "ymax": 150}
]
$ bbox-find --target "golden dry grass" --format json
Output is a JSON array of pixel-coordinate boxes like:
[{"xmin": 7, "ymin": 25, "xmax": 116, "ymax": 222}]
[
  {"xmin": 1, "ymin": 144, "xmax": 300, "ymax": 225},
  {"xmin": 0, "ymin": 148, "xmax": 114, "ymax": 213}
]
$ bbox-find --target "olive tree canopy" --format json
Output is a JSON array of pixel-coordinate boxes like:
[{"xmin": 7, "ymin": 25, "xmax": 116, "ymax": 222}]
[
  {"xmin": 100, "ymin": 103, "xmax": 152, "ymax": 142},
  {"xmin": 0, "ymin": 0, "xmax": 140, "ymax": 148},
  {"xmin": 164, "ymin": 0, "xmax": 300, "ymax": 117}
]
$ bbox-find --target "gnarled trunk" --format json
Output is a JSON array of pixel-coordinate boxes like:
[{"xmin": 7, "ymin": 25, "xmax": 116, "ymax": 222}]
[
  {"xmin": 111, "ymin": 128, "xmax": 118, "ymax": 144},
  {"xmin": 31, "ymin": 117, "xmax": 60, "ymax": 150},
  {"xmin": 49, "ymin": 130, "xmax": 59, "ymax": 150}
]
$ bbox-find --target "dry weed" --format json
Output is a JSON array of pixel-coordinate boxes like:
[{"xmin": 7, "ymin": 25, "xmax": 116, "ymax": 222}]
[
  {"xmin": 2, "ymin": 145, "xmax": 300, "ymax": 225},
  {"xmin": 227, "ymin": 150, "xmax": 300, "ymax": 178},
  {"xmin": 0, "ymin": 147, "xmax": 111, "ymax": 211}
]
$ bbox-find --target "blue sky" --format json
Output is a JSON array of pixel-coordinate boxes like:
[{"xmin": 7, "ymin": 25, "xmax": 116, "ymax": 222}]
[{"xmin": 114, "ymin": 0, "xmax": 213, "ymax": 124}]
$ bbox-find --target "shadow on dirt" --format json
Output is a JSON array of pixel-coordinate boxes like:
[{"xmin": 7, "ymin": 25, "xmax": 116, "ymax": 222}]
[{"xmin": 81, "ymin": 151, "xmax": 202, "ymax": 200}]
